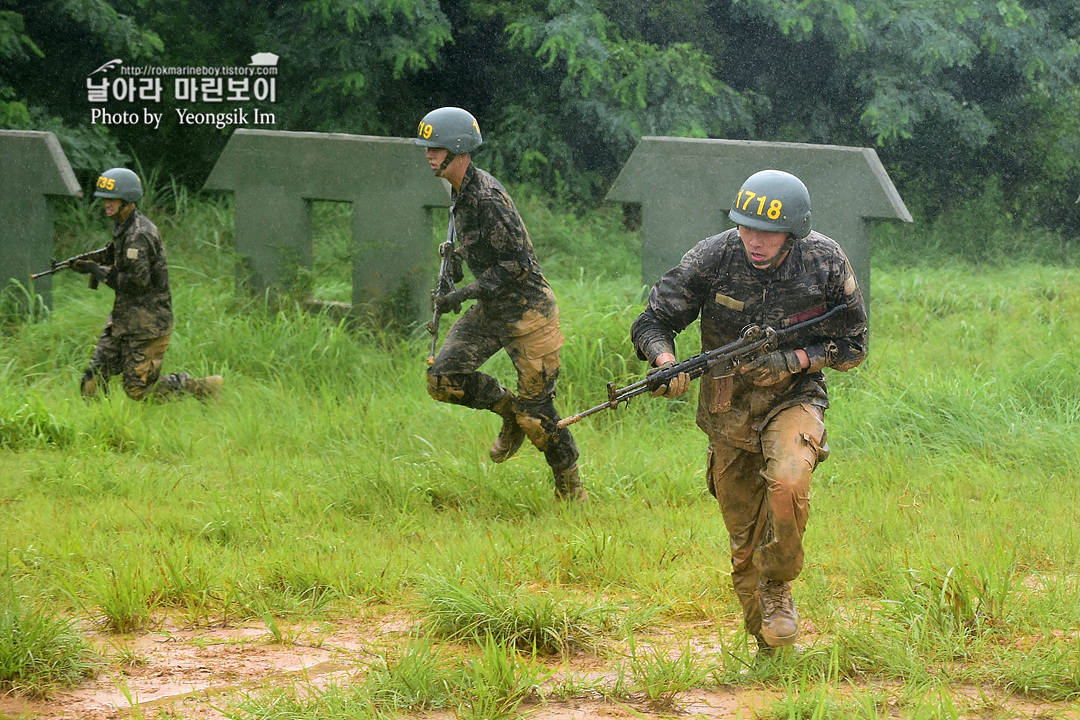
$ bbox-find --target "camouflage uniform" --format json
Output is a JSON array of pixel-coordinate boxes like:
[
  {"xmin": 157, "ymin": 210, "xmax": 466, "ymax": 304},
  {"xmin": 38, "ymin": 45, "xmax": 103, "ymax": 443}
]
[
  {"xmin": 427, "ymin": 163, "xmax": 579, "ymax": 476},
  {"xmin": 81, "ymin": 210, "xmax": 196, "ymax": 400},
  {"xmin": 631, "ymin": 227, "xmax": 866, "ymax": 637}
]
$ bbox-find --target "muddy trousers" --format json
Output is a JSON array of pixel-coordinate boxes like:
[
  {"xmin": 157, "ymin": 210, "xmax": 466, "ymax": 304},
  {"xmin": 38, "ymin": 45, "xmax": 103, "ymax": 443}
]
[
  {"xmin": 82, "ymin": 329, "xmax": 193, "ymax": 401},
  {"xmin": 426, "ymin": 305, "xmax": 578, "ymax": 474},
  {"xmin": 707, "ymin": 404, "xmax": 828, "ymax": 636}
]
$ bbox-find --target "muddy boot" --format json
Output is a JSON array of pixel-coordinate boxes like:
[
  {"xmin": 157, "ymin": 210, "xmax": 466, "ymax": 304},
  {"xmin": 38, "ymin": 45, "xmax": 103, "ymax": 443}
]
[
  {"xmin": 488, "ymin": 389, "xmax": 525, "ymax": 463},
  {"xmin": 80, "ymin": 372, "xmax": 104, "ymax": 399},
  {"xmin": 188, "ymin": 375, "xmax": 224, "ymax": 400},
  {"xmin": 553, "ymin": 465, "xmax": 588, "ymax": 503},
  {"xmin": 757, "ymin": 579, "xmax": 799, "ymax": 647}
]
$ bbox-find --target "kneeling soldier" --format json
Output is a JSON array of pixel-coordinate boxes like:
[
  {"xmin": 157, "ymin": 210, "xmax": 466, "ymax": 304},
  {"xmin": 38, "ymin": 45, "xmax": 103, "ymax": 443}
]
[{"xmin": 74, "ymin": 168, "xmax": 222, "ymax": 401}]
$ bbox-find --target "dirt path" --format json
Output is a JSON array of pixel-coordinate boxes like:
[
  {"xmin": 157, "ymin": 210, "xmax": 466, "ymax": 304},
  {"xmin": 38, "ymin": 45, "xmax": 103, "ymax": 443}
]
[{"xmin": 2, "ymin": 615, "xmax": 1075, "ymax": 719}]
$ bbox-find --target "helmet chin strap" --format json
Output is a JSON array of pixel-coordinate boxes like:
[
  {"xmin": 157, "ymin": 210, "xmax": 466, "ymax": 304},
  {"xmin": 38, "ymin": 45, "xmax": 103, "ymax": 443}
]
[
  {"xmin": 746, "ymin": 234, "xmax": 795, "ymax": 270},
  {"xmin": 435, "ymin": 151, "xmax": 456, "ymax": 176}
]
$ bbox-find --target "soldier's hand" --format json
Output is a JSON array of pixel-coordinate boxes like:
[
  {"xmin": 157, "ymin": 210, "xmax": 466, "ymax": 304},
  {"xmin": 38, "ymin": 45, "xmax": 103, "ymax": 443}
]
[
  {"xmin": 450, "ymin": 250, "xmax": 465, "ymax": 284},
  {"xmin": 648, "ymin": 361, "xmax": 691, "ymax": 398},
  {"xmin": 739, "ymin": 349, "xmax": 803, "ymax": 386},
  {"xmin": 435, "ymin": 283, "xmax": 478, "ymax": 314},
  {"xmin": 434, "ymin": 288, "xmax": 464, "ymax": 314},
  {"xmin": 71, "ymin": 260, "xmax": 112, "ymax": 285}
]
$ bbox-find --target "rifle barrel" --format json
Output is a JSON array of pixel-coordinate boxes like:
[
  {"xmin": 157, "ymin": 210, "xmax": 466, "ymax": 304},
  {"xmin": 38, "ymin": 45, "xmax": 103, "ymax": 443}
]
[{"xmin": 557, "ymin": 303, "xmax": 850, "ymax": 428}]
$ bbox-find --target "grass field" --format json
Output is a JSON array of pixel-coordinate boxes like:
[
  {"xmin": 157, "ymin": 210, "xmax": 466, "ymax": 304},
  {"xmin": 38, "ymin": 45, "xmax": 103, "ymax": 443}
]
[{"xmin": 2, "ymin": 187, "xmax": 1079, "ymax": 719}]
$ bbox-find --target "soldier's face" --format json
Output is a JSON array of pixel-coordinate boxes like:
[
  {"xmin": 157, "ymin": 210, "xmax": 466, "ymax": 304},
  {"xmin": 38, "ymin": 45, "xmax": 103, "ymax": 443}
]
[
  {"xmin": 425, "ymin": 147, "xmax": 450, "ymax": 175},
  {"xmin": 102, "ymin": 198, "xmax": 123, "ymax": 217},
  {"xmin": 738, "ymin": 226, "xmax": 791, "ymax": 269}
]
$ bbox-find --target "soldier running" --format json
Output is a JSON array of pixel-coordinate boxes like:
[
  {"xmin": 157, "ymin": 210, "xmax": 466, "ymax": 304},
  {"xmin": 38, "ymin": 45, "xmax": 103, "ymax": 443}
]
[
  {"xmin": 416, "ymin": 107, "xmax": 585, "ymax": 501},
  {"xmin": 631, "ymin": 170, "xmax": 867, "ymax": 655}
]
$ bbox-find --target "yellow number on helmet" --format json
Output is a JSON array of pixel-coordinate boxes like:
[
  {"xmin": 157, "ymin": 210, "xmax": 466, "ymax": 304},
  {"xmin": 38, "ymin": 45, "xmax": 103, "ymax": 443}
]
[{"xmin": 767, "ymin": 199, "xmax": 783, "ymax": 220}]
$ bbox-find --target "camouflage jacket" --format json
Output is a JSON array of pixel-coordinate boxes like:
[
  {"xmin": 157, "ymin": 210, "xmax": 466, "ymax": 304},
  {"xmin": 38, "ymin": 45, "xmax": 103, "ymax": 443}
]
[
  {"xmin": 451, "ymin": 163, "xmax": 558, "ymax": 327},
  {"xmin": 631, "ymin": 228, "xmax": 867, "ymax": 451},
  {"xmin": 97, "ymin": 209, "xmax": 173, "ymax": 338}
]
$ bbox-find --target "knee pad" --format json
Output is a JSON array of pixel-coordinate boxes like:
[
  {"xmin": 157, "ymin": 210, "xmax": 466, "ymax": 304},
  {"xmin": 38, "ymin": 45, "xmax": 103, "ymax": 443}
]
[
  {"xmin": 426, "ymin": 372, "xmax": 465, "ymax": 403},
  {"xmin": 516, "ymin": 414, "xmax": 549, "ymax": 450}
]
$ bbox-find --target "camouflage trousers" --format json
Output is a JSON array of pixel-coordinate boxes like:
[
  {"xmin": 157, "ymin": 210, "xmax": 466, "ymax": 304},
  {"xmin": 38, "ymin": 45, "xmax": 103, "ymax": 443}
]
[
  {"xmin": 81, "ymin": 327, "xmax": 193, "ymax": 401},
  {"xmin": 427, "ymin": 303, "xmax": 579, "ymax": 473},
  {"xmin": 706, "ymin": 403, "xmax": 829, "ymax": 636}
]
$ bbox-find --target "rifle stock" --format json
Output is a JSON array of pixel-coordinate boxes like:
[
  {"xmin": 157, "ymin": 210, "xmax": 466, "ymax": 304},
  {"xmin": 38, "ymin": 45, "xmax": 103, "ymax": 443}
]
[{"xmin": 558, "ymin": 304, "xmax": 847, "ymax": 429}]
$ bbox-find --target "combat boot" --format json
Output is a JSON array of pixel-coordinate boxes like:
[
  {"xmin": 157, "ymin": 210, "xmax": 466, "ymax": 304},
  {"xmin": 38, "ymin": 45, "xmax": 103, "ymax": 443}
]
[
  {"xmin": 188, "ymin": 375, "xmax": 224, "ymax": 400},
  {"xmin": 489, "ymin": 389, "xmax": 525, "ymax": 463},
  {"xmin": 553, "ymin": 465, "xmax": 588, "ymax": 503},
  {"xmin": 80, "ymin": 373, "xmax": 102, "ymax": 399},
  {"xmin": 757, "ymin": 579, "xmax": 798, "ymax": 647}
]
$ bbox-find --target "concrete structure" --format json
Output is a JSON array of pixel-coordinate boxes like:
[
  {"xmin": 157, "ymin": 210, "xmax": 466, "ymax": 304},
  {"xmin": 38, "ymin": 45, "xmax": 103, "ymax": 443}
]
[
  {"xmin": 204, "ymin": 129, "xmax": 450, "ymax": 318},
  {"xmin": 0, "ymin": 130, "xmax": 83, "ymax": 309},
  {"xmin": 607, "ymin": 137, "xmax": 913, "ymax": 308}
]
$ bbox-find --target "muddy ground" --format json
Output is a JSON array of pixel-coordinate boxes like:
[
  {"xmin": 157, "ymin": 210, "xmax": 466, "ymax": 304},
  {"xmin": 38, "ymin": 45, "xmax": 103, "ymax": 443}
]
[{"xmin": 2, "ymin": 613, "xmax": 1076, "ymax": 719}]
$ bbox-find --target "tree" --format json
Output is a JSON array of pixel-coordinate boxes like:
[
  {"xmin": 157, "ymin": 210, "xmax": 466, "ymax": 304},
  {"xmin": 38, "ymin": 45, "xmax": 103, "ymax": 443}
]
[{"xmin": 0, "ymin": 0, "xmax": 161, "ymax": 173}]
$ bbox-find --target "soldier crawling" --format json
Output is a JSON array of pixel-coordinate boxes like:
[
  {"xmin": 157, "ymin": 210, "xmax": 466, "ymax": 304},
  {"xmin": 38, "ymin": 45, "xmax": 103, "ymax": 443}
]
[
  {"xmin": 415, "ymin": 107, "xmax": 585, "ymax": 501},
  {"xmin": 632, "ymin": 170, "xmax": 867, "ymax": 656},
  {"xmin": 72, "ymin": 167, "xmax": 222, "ymax": 401}
]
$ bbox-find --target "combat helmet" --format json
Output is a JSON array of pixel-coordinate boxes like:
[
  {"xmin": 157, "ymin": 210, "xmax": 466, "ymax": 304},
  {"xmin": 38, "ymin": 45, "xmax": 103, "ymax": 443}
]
[
  {"xmin": 94, "ymin": 168, "xmax": 143, "ymax": 203},
  {"xmin": 728, "ymin": 170, "xmax": 811, "ymax": 239},
  {"xmin": 415, "ymin": 107, "xmax": 482, "ymax": 154}
]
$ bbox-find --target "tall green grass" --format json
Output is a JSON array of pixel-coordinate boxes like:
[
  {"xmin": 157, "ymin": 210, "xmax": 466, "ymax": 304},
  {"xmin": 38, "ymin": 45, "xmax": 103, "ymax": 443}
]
[{"xmin": 1, "ymin": 186, "xmax": 1079, "ymax": 712}]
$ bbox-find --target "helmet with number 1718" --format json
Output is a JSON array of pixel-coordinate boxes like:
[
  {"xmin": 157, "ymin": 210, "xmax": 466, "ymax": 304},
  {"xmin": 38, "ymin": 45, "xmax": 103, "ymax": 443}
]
[{"xmin": 728, "ymin": 170, "xmax": 811, "ymax": 239}]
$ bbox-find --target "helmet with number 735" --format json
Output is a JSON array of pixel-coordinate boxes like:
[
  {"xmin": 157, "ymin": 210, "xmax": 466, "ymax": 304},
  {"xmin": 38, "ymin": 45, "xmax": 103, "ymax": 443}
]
[
  {"xmin": 414, "ymin": 107, "xmax": 482, "ymax": 154},
  {"xmin": 93, "ymin": 168, "xmax": 143, "ymax": 203},
  {"xmin": 728, "ymin": 170, "xmax": 811, "ymax": 239}
]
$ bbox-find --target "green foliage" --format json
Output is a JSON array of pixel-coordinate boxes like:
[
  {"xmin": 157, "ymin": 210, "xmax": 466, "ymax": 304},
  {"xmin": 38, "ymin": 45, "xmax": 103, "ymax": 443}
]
[
  {"xmin": 622, "ymin": 635, "xmax": 719, "ymax": 708},
  {"xmin": 3, "ymin": 193, "xmax": 1080, "ymax": 714},
  {"xmin": 0, "ymin": 393, "xmax": 71, "ymax": 450},
  {"xmin": 363, "ymin": 638, "xmax": 458, "ymax": 710},
  {"xmin": 453, "ymin": 635, "xmax": 549, "ymax": 720},
  {"xmin": 0, "ymin": 1, "xmax": 159, "ymax": 173},
  {"xmin": 872, "ymin": 176, "xmax": 1079, "ymax": 267},
  {"xmin": 0, "ymin": 280, "xmax": 49, "ymax": 330},
  {"xmin": 496, "ymin": 0, "xmax": 753, "ymax": 199},
  {"xmin": 5, "ymin": 0, "xmax": 1079, "ymax": 232},
  {"xmin": 417, "ymin": 574, "xmax": 614, "ymax": 654},
  {"xmin": 0, "ymin": 588, "xmax": 97, "ymax": 696}
]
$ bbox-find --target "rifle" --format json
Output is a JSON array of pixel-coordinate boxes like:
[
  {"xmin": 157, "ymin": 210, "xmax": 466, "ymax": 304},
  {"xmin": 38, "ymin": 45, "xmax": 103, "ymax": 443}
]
[
  {"xmin": 558, "ymin": 304, "xmax": 846, "ymax": 429},
  {"xmin": 31, "ymin": 247, "xmax": 109, "ymax": 290},
  {"xmin": 426, "ymin": 208, "xmax": 457, "ymax": 366}
]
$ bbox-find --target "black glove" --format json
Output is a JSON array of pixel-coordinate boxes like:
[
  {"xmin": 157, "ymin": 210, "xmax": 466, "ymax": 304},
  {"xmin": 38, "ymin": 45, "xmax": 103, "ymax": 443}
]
[
  {"xmin": 647, "ymin": 360, "xmax": 691, "ymax": 398},
  {"xmin": 739, "ymin": 349, "xmax": 802, "ymax": 386},
  {"xmin": 450, "ymin": 250, "xmax": 465, "ymax": 284},
  {"xmin": 71, "ymin": 260, "xmax": 113, "ymax": 286},
  {"xmin": 434, "ymin": 283, "xmax": 479, "ymax": 314}
]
